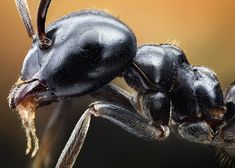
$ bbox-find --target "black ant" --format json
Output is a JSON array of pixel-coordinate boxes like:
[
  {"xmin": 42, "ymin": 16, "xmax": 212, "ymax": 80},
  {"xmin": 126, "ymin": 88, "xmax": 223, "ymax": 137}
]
[{"xmin": 9, "ymin": 0, "xmax": 235, "ymax": 167}]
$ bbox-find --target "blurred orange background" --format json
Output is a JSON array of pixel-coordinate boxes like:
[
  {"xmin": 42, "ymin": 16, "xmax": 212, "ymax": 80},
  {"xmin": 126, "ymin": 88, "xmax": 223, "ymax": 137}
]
[{"xmin": 1, "ymin": 0, "xmax": 235, "ymax": 168}]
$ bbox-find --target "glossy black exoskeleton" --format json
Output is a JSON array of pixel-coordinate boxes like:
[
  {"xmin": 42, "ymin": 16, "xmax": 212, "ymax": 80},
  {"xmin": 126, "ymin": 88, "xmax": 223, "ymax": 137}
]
[
  {"xmin": 122, "ymin": 44, "xmax": 226, "ymax": 144},
  {"xmin": 9, "ymin": 1, "xmax": 235, "ymax": 168},
  {"xmin": 122, "ymin": 44, "xmax": 188, "ymax": 132},
  {"xmin": 10, "ymin": 9, "xmax": 136, "ymax": 109}
]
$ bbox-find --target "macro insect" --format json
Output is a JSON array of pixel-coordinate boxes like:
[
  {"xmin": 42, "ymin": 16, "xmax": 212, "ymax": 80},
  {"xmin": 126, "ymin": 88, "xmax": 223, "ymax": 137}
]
[{"xmin": 8, "ymin": 0, "xmax": 235, "ymax": 168}]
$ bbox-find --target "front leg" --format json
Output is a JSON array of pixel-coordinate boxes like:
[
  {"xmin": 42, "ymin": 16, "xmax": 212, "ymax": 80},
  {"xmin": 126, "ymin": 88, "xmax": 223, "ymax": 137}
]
[
  {"xmin": 55, "ymin": 101, "xmax": 169, "ymax": 168},
  {"xmin": 55, "ymin": 83, "xmax": 170, "ymax": 168},
  {"xmin": 55, "ymin": 110, "xmax": 91, "ymax": 168},
  {"xmin": 89, "ymin": 102, "xmax": 168, "ymax": 140}
]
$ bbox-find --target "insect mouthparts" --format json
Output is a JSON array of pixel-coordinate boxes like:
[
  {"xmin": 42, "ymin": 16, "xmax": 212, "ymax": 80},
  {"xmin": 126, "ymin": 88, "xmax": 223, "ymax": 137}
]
[{"xmin": 16, "ymin": 96, "xmax": 39, "ymax": 158}]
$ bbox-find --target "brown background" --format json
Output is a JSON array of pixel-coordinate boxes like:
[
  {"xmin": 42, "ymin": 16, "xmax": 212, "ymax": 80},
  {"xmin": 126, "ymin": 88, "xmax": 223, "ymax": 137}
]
[{"xmin": 1, "ymin": 0, "xmax": 235, "ymax": 167}]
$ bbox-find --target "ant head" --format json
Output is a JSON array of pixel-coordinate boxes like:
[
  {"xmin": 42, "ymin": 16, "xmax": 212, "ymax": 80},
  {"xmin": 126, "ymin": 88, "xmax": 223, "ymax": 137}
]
[{"xmin": 9, "ymin": 0, "xmax": 137, "ymax": 109}]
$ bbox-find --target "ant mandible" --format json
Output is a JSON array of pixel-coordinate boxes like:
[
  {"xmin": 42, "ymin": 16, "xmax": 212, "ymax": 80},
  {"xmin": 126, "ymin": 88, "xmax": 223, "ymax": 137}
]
[{"xmin": 9, "ymin": 0, "xmax": 235, "ymax": 167}]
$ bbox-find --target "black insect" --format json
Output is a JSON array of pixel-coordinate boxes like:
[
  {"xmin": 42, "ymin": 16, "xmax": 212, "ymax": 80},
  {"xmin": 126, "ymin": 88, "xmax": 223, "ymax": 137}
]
[{"xmin": 9, "ymin": 0, "xmax": 235, "ymax": 168}]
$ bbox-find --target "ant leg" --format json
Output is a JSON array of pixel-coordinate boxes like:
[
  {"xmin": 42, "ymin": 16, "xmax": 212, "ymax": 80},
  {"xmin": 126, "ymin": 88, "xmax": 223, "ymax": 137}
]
[
  {"xmin": 55, "ymin": 101, "xmax": 167, "ymax": 168},
  {"xmin": 32, "ymin": 101, "xmax": 72, "ymax": 168},
  {"xmin": 92, "ymin": 84, "xmax": 170, "ymax": 138},
  {"xmin": 91, "ymin": 84, "xmax": 137, "ymax": 111},
  {"xmin": 88, "ymin": 101, "xmax": 169, "ymax": 140},
  {"xmin": 220, "ymin": 118, "xmax": 235, "ymax": 143},
  {"xmin": 55, "ymin": 109, "xmax": 91, "ymax": 168},
  {"xmin": 92, "ymin": 84, "xmax": 170, "ymax": 126},
  {"xmin": 176, "ymin": 119, "xmax": 233, "ymax": 146},
  {"xmin": 55, "ymin": 85, "xmax": 169, "ymax": 168},
  {"xmin": 176, "ymin": 121, "xmax": 215, "ymax": 144},
  {"xmin": 178, "ymin": 82, "xmax": 235, "ymax": 147},
  {"xmin": 212, "ymin": 117, "xmax": 235, "ymax": 147},
  {"xmin": 221, "ymin": 83, "xmax": 235, "ymax": 144}
]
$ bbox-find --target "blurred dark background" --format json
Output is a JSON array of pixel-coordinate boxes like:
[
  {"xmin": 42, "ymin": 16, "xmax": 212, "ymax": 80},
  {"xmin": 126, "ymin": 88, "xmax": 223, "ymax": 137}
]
[{"xmin": 1, "ymin": 0, "xmax": 235, "ymax": 167}]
